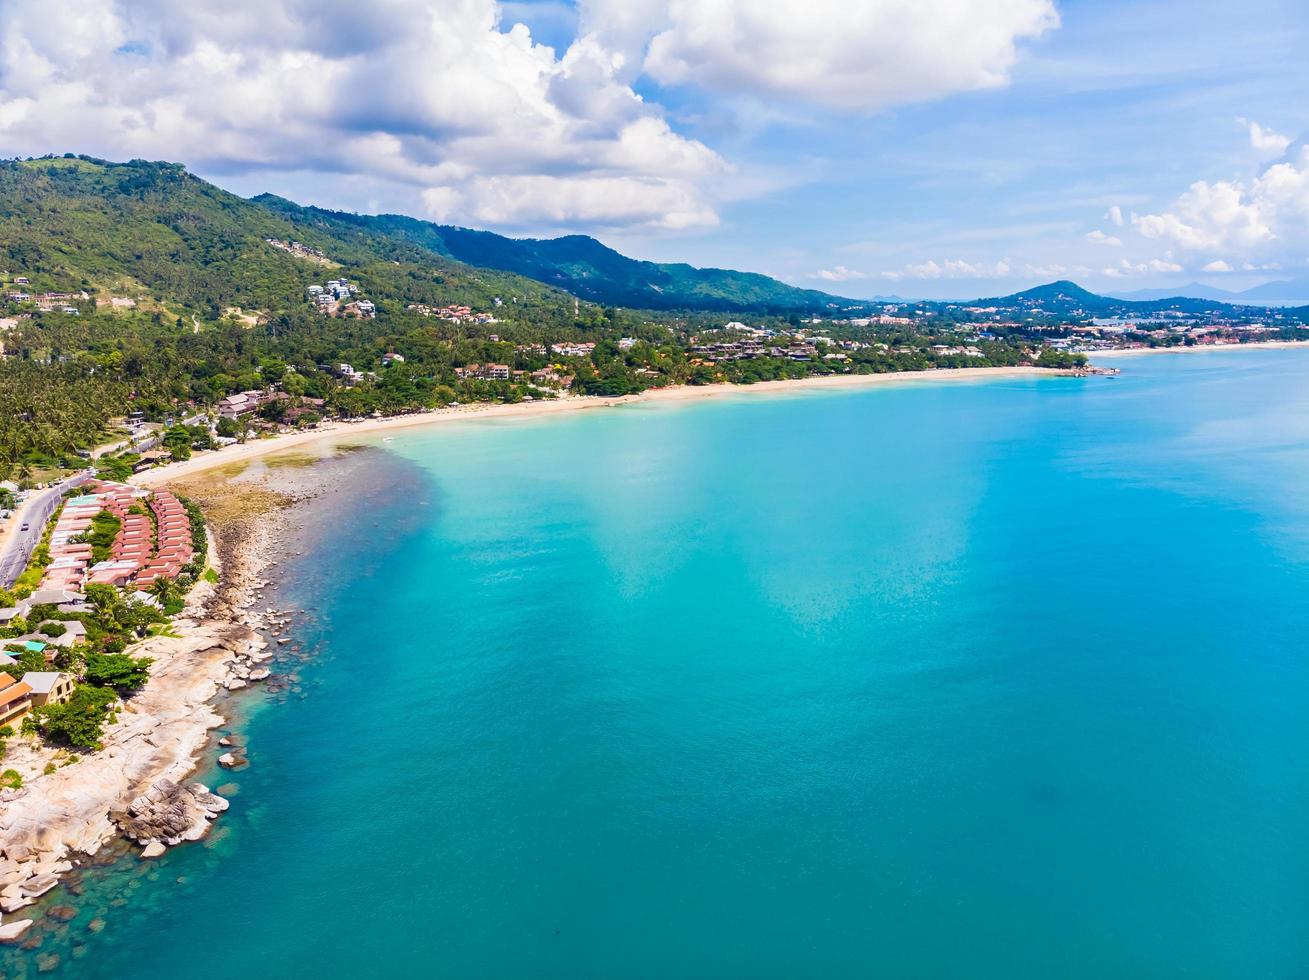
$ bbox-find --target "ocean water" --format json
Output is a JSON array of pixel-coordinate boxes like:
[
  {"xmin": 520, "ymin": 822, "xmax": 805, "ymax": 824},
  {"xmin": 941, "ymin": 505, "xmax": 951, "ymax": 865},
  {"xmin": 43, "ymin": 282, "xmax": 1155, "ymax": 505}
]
[{"xmin": 6, "ymin": 348, "xmax": 1309, "ymax": 978}]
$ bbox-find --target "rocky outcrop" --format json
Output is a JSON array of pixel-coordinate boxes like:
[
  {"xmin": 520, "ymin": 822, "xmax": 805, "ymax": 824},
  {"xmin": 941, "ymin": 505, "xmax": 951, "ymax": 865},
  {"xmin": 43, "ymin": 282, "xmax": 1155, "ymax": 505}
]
[
  {"xmin": 0, "ymin": 623, "xmax": 252, "ymax": 914},
  {"xmin": 111, "ymin": 779, "xmax": 229, "ymax": 847}
]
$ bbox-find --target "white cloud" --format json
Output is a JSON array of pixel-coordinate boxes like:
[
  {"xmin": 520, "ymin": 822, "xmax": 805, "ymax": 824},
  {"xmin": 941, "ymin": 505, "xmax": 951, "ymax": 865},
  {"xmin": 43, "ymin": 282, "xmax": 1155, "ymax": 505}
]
[
  {"xmin": 1237, "ymin": 117, "xmax": 1292, "ymax": 156},
  {"xmin": 1085, "ymin": 230, "xmax": 1122, "ymax": 247},
  {"xmin": 1202, "ymin": 260, "xmax": 1233, "ymax": 273},
  {"xmin": 579, "ymin": 0, "xmax": 1058, "ymax": 112},
  {"xmin": 1132, "ymin": 144, "xmax": 1309, "ymax": 253},
  {"xmin": 813, "ymin": 265, "xmax": 866, "ymax": 282},
  {"xmin": 1106, "ymin": 205, "xmax": 1124, "ymax": 227},
  {"xmin": 0, "ymin": 0, "xmax": 730, "ymax": 232},
  {"xmin": 882, "ymin": 258, "xmax": 1014, "ymax": 281},
  {"xmin": 1101, "ymin": 258, "xmax": 1184, "ymax": 278},
  {"xmin": 1022, "ymin": 263, "xmax": 1071, "ymax": 278}
]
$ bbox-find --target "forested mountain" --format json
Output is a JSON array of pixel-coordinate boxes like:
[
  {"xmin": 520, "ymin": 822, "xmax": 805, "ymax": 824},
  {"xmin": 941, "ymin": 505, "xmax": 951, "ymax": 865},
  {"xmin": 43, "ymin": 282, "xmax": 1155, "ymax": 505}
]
[{"xmin": 252, "ymin": 197, "xmax": 853, "ymax": 312}]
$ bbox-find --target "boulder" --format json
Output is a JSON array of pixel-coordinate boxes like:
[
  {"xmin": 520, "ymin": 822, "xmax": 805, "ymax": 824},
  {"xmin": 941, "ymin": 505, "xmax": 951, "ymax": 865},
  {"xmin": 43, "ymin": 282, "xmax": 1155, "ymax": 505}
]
[
  {"xmin": 141, "ymin": 842, "xmax": 166, "ymax": 859},
  {"xmin": 217, "ymin": 753, "xmax": 239, "ymax": 769},
  {"xmin": 110, "ymin": 780, "xmax": 230, "ymax": 846},
  {"xmin": 0, "ymin": 919, "xmax": 33, "ymax": 943}
]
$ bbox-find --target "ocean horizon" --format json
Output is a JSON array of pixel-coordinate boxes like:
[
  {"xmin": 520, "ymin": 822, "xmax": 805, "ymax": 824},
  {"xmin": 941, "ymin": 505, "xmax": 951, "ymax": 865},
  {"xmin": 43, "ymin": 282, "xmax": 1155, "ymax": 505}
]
[{"xmin": 7, "ymin": 347, "xmax": 1309, "ymax": 977}]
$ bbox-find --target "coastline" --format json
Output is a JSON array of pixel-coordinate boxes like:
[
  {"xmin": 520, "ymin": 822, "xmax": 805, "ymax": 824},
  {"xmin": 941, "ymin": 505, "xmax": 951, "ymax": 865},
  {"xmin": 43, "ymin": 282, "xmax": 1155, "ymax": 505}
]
[
  {"xmin": 135, "ymin": 366, "xmax": 1067, "ymax": 487},
  {"xmin": 0, "ymin": 463, "xmax": 315, "ymax": 944},
  {"xmin": 1, "ymin": 364, "xmax": 1067, "ymax": 939}
]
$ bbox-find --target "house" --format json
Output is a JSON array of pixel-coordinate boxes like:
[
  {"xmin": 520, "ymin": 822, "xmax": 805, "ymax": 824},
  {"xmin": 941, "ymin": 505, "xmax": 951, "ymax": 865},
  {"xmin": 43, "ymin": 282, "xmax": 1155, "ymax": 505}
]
[
  {"xmin": 0, "ymin": 673, "xmax": 33, "ymax": 728},
  {"xmin": 485, "ymin": 364, "xmax": 510, "ymax": 380},
  {"xmin": 217, "ymin": 391, "xmax": 259, "ymax": 419},
  {"xmin": 381, "ymin": 352, "xmax": 404, "ymax": 366},
  {"xmin": 13, "ymin": 277, "xmax": 29, "ymax": 285},
  {"xmin": 21, "ymin": 672, "xmax": 74, "ymax": 707}
]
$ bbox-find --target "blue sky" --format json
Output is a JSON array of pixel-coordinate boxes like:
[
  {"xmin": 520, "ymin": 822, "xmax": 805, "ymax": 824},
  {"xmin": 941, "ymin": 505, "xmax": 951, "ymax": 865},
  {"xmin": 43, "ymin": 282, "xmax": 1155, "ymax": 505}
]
[{"xmin": 1, "ymin": 0, "xmax": 1306, "ymax": 299}]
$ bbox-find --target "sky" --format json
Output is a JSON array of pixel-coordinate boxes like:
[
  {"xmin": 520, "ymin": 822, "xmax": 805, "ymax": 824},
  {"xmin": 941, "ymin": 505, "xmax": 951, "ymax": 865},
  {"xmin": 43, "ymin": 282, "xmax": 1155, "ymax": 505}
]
[{"xmin": 0, "ymin": 0, "xmax": 1306, "ymax": 300}]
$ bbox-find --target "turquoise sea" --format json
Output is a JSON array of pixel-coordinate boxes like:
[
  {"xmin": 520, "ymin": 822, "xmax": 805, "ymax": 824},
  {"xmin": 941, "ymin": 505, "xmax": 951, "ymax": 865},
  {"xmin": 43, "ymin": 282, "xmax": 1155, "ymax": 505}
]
[{"xmin": 6, "ymin": 348, "xmax": 1309, "ymax": 977}]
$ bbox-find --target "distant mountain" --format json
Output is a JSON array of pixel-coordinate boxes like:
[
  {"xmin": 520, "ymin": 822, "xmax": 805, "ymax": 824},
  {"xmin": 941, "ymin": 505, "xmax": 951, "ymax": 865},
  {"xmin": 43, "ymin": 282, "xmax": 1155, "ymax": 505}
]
[
  {"xmin": 1113, "ymin": 277, "xmax": 1309, "ymax": 306},
  {"xmin": 1230, "ymin": 277, "xmax": 1309, "ymax": 305},
  {"xmin": 975, "ymin": 280, "xmax": 1278, "ymax": 318},
  {"xmin": 1111, "ymin": 282, "xmax": 1243, "ymax": 303},
  {"xmin": 253, "ymin": 197, "xmax": 855, "ymax": 313}
]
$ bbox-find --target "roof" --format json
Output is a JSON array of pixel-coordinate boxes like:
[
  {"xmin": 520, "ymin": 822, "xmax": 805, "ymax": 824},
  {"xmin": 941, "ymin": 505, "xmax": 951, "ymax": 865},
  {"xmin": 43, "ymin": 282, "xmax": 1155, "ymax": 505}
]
[
  {"xmin": 0, "ymin": 673, "xmax": 32, "ymax": 708},
  {"xmin": 20, "ymin": 672, "xmax": 67, "ymax": 695},
  {"xmin": 26, "ymin": 589, "xmax": 84, "ymax": 605}
]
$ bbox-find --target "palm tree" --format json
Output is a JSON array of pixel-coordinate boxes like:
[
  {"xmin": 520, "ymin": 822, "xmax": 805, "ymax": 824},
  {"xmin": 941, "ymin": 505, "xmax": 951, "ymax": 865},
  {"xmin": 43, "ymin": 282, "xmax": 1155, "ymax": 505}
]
[{"xmin": 149, "ymin": 576, "xmax": 179, "ymax": 606}]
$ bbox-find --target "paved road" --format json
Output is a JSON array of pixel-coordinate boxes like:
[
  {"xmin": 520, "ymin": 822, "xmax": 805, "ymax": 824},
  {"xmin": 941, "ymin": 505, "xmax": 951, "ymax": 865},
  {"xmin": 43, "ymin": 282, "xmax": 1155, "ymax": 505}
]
[{"xmin": 0, "ymin": 473, "xmax": 91, "ymax": 589}]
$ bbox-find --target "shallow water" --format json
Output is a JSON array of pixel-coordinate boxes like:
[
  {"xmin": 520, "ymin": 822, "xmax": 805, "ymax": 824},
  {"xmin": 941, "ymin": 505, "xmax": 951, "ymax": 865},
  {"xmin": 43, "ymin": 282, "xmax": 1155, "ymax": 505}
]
[{"xmin": 6, "ymin": 349, "xmax": 1309, "ymax": 977}]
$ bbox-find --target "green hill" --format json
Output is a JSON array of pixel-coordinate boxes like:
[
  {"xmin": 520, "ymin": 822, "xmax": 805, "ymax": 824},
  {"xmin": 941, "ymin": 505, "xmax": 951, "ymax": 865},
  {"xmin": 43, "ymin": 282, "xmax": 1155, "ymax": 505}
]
[
  {"xmin": 0, "ymin": 156, "xmax": 571, "ymax": 318},
  {"xmin": 977, "ymin": 280, "xmax": 1276, "ymax": 318}
]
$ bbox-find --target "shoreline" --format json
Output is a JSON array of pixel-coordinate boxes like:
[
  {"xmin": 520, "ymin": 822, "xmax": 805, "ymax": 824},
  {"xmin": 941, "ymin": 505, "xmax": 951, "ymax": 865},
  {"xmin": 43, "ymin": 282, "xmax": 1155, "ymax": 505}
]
[
  {"xmin": 135, "ymin": 366, "xmax": 1068, "ymax": 487},
  {"xmin": 0, "ymin": 341, "xmax": 1303, "ymax": 944},
  {"xmin": 0, "ymin": 473, "xmax": 306, "ymax": 944},
  {"xmin": 3, "ymin": 364, "xmax": 1066, "ymax": 939}
]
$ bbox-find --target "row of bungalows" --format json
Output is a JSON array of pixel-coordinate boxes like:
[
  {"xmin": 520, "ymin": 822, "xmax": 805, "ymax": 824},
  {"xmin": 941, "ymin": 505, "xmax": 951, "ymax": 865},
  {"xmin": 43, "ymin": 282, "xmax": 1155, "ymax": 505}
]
[
  {"xmin": 135, "ymin": 491, "xmax": 193, "ymax": 587},
  {"xmin": 40, "ymin": 487, "xmax": 132, "ymax": 591},
  {"xmin": 78, "ymin": 481, "xmax": 152, "ymax": 587}
]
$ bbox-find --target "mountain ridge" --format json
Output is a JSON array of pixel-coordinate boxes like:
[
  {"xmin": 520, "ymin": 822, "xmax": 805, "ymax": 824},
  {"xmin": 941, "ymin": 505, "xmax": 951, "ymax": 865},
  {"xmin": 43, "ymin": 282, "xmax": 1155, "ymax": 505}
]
[{"xmin": 252, "ymin": 195, "xmax": 856, "ymax": 313}]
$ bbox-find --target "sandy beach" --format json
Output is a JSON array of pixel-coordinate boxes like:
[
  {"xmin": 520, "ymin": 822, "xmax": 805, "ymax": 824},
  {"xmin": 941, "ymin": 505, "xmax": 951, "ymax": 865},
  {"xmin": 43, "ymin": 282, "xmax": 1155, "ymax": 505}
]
[{"xmin": 136, "ymin": 366, "xmax": 1067, "ymax": 486}]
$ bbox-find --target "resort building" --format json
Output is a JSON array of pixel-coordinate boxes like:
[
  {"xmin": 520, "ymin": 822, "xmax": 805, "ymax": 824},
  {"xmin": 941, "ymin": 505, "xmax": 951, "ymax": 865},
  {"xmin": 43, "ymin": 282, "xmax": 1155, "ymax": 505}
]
[
  {"xmin": 0, "ymin": 673, "xmax": 33, "ymax": 729},
  {"xmin": 21, "ymin": 672, "xmax": 74, "ymax": 707},
  {"xmin": 36, "ymin": 481, "xmax": 194, "ymax": 592}
]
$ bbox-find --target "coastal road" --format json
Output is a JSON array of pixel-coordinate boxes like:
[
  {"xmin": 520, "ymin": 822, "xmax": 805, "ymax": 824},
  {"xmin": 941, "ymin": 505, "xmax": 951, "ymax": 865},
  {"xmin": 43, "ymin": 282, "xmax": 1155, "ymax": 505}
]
[{"xmin": 0, "ymin": 473, "xmax": 91, "ymax": 589}]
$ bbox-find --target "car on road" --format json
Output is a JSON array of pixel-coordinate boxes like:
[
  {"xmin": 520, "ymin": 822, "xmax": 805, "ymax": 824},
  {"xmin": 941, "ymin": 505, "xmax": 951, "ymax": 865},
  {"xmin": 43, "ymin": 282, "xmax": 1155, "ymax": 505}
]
[{"xmin": 20, "ymin": 523, "xmax": 30, "ymax": 532}]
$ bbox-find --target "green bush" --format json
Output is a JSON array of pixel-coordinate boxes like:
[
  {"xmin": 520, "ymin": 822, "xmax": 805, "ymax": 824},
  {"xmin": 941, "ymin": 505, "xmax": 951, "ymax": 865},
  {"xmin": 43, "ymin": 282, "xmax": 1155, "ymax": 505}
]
[{"xmin": 30, "ymin": 685, "xmax": 117, "ymax": 750}]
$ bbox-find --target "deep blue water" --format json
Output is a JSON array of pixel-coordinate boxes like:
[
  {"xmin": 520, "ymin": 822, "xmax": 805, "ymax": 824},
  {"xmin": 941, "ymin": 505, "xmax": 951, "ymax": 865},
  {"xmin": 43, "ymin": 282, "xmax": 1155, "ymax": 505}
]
[{"xmin": 6, "ymin": 349, "xmax": 1309, "ymax": 977}]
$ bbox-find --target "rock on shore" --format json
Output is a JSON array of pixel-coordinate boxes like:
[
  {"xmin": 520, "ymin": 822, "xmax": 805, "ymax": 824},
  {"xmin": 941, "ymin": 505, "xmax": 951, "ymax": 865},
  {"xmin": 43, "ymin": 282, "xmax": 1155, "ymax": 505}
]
[{"xmin": 111, "ymin": 779, "xmax": 230, "ymax": 847}]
